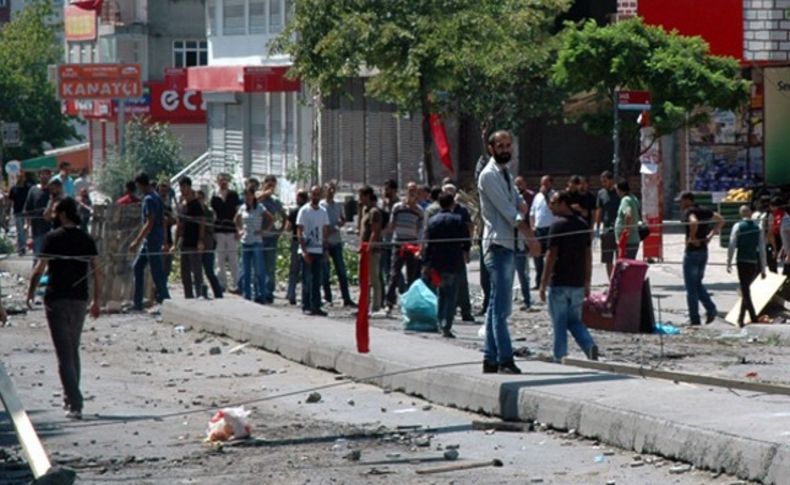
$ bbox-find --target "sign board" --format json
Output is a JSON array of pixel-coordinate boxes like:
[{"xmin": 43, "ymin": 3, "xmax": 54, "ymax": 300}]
[
  {"xmin": 1, "ymin": 122, "xmax": 21, "ymax": 147},
  {"xmin": 618, "ymin": 90, "xmax": 651, "ymax": 111},
  {"xmin": 765, "ymin": 67, "xmax": 790, "ymax": 186},
  {"xmin": 4, "ymin": 161, "xmax": 20, "ymax": 175},
  {"xmin": 64, "ymin": 4, "xmax": 96, "ymax": 41},
  {"xmin": 58, "ymin": 64, "xmax": 143, "ymax": 100}
]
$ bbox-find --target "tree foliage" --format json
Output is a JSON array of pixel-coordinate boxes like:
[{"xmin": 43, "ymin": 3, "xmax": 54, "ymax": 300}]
[
  {"xmin": 553, "ymin": 18, "xmax": 750, "ymax": 138},
  {"xmin": 97, "ymin": 117, "xmax": 185, "ymax": 198},
  {"xmin": 273, "ymin": 0, "xmax": 571, "ymax": 182},
  {"xmin": 0, "ymin": 1, "xmax": 78, "ymax": 161}
]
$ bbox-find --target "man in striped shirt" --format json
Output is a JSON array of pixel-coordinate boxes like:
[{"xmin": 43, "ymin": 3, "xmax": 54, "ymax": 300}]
[{"xmin": 383, "ymin": 181, "xmax": 424, "ymax": 317}]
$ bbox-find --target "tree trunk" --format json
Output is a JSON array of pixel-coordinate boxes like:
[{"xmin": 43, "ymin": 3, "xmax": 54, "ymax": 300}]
[{"xmin": 418, "ymin": 75, "xmax": 435, "ymax": 186}]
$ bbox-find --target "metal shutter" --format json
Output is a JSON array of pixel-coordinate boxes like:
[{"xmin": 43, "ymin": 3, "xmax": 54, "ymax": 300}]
[
  {"xmin": 169, "ymin": 123, "xmax": 208, "ymax": 164},
  {"xmin": 225, "ymin": 104, "xmax": 243, "ymax": 174},
  {"xmin": 209, "ymin": 103, "xmax": 226, "ymax": 173},
  {"xmin": 250, "ymin": 93, "xmax": 268, "ymax": 177}
]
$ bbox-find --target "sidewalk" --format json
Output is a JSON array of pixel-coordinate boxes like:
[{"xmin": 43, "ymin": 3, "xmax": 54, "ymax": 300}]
[{"xmin": 163, "ymin": 298, "xmax": 790, "ymax": 483}]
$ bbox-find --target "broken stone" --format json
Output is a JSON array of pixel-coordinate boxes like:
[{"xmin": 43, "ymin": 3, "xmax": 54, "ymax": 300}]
[
  {"xmin": 209, "ymin": 347, "xmax": 221, "ymax": 355},
  {"xmin": 347, "ymin": 399, "xmax": 355, "ymax": 406},
  {"xmin": 669, "ymin": 464, "xmax": 692, "ymax": 474},
  {"xmin": 529, "ymin": 478, "xmax": 544, "ymax": 484},
  {"xmin": 305, "ymin": 392, "xmax": 322, "ymax": 403},
  {"xmin": 443, "ymin": 449, "xmax": 459, "ymax": 461},
  {"xmin": 343, "ymin": 450, "xmax": 361, "ymax": 461},
  {"xmin": 630, "ymin": 461, "xmax": 644, "ymax": 468},
  {"xmin": 414, "ymin": 436, "xmax": 431, "ymax": 447}
]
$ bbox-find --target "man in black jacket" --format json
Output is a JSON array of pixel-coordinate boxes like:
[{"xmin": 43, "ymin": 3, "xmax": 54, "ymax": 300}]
[{"xmin": 424, "ymin": 193, "xmax": 470, "ymax": 339}]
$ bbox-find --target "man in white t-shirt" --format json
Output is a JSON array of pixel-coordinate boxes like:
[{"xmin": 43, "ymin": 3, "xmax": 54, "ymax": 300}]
[
  {"xmin": 297, "ymin": 185, "xmax": 330, "ymax": 316},
  {"xmin": 529, "ymin": 175, "xmax": 556, "ymax": 289}
]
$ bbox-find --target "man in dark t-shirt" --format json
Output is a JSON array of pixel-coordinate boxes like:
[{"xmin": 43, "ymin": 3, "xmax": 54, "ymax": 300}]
[
  {"xmin": 26, "ymin": 197, "xmax": 101, "ymax": 420},
  {"xmin": 285, "ymin": 190, "xmax": 309, "ymax": 305},
  {"xmin": 174, "ymin": 176, "xmax": 205, "ymax": 299},
  {"xmin": 539, "ymin": 191, "xmax": 598, "ymax": 363},
  {"xmin": 9, "ymin": 173, "xmax": 31, "ymax": 255},
  {"xmin": 595, "ymin": 171, "xmax": 620, "ymax": 276},
  {"xmin": 24, "ymin": 168, "xmax": 53, "ymax": 261},
  {"xmin": 210, "ymin": 173, "xmax": 241, "ymax": 293},
  {"xmin": 680, "ymin": 191, "xmax": 724, "ymax": 325}
]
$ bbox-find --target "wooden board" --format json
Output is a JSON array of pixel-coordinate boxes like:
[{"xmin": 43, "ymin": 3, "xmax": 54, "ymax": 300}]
[
  {"xmin": 0, "ymin": 361, "xmax": 52, "ymax": 478},
  {"xmin": 725, "ymin": 272, "xmax": 787, "ymax": 326}
]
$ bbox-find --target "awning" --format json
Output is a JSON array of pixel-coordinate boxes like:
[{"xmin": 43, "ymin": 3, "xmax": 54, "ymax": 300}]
[
  {"xmin": 22, "ymin": 143, "xmax": 91, "ymax": 172},
  {"xmin": 21, "ymin": 155, "xmax": 57, "ymax": 171},
  {"xmin": 187, "ymin": 65, "xmax": 301, "ymax": 93}
]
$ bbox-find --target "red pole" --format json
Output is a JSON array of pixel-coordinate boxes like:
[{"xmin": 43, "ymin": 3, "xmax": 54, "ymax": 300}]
[{"xmin": 355, "ymin": 243, "xmax": 370, "ymax": 353}]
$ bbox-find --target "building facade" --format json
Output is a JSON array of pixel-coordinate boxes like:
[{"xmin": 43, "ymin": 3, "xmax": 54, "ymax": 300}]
[{"xmin": 63, "ymin": 0, "xmax": 208, "ymax": 168}]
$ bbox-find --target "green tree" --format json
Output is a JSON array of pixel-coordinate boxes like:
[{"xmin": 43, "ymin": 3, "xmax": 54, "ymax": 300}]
[
  {"xmin": 97, "ymin": 117, "xmax": 185, "ymax": 198},
  {"xmin": 0, "ymin": 1, "xmax": 78, "ymax": 162},
  {"xmin": 552, "ymin": 18, "xmax": 750, "ymax": 174},
  {"xmin": 273, "ymin": 0, "xmax": 570, "ymax": 184}
]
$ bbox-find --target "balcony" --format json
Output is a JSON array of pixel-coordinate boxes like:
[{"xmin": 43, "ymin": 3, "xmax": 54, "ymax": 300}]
[{"xmin": 98, "ymin": 0, "xmax": 148, "ymax": 36}]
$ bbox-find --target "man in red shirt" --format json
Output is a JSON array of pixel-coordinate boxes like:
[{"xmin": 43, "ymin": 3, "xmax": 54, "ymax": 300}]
[{"xmin": 116, "ymin": 181, "xmax": 139, "ymax": 206}]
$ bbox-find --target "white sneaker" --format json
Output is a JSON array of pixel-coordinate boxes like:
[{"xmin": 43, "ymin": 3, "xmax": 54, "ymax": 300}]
[{"xmin": 370, "ymin": 310, "xmax": 388, "ymax": 319}]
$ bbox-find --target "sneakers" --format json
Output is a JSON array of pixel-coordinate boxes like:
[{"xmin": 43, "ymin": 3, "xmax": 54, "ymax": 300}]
[
  {"xmin": 705, "ymin": 313, "xmax": 717, "ymax": 324},
  {"xmin": 441, "ymin": 329, "xmax": 456, "ymax": 339},
  {"xmin": 310, "ymin": 309, "xmax": 329, "ymax": 317},
  {"xmin": 370, "ymin": 309, "xmax": 388, "ymax": 318},
  {"xmin": 483, "ymin": 360, "xmax": 498, "ymax": 374},
  {"xmin": 65, "ymin": 410, "xmax": 82, "ymax": 420},
  {"xmin": 586, "ymin": 345, "xmax": 599, "ymax": 361},
  {"xmin": 498, "ymin": 361, "xmax": 522, "ymax": 374}
]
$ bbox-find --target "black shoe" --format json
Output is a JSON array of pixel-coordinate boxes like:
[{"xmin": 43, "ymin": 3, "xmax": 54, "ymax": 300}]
[
  {"xmin": 705, "ymin": 313, "xmax": 717, "ymax": 324},
  {"xmin": 483, "ymin": 360, "xmax": 498, "ymax": 374},
  {"xmin": 311, "ymin": 310, "xmax": 329, "ymax": 317},
  {"xmin": 461, "ymin": 315, "xmax": 476, "ymax": 323},
  {"xmin": 441, "ymin": 329, "xmax": 456, "ymax": 339},
  {"xmin": 344, "ymin": 301, "xmax": 358, "ymax": 308},
  {"xmin": 586, "ymin": 345, "xmax": 599, "ymax": 361},
  {"xmin": 288, "ymin": 299, "xmax": 297, "ymax": 306},
  {"xmin": 498, "ymin": 361, "xmax": 522, "ymax": 374}
]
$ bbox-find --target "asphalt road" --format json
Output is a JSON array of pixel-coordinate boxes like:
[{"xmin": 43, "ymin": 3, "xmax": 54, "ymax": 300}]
[{"xmin": 1, "ymin": 307, "xmax": 750, "ymax": 484}]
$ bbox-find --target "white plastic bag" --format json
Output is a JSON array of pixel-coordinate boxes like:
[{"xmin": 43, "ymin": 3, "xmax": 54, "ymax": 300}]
[{"xmin": 205, "ymin": 406, "xmax": 252, "ymax": 442}]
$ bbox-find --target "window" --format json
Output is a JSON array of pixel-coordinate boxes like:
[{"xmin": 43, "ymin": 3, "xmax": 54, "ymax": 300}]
[
  {"xmin": 249, "ymin": 0, "xmax": 265, "ymax": 34},
  {"xmin": 207, "ymin": 0, "xmax": 216, "ymax": 36},
  {"xmin": 174, "ymin": 40, "xmax": 208, "ymax": 68},
  {"xmin": 285, "ymin": 0, "xmax": 293, "ymax": 26},
  {"xmin": 269, "ymin": 0, "xmax": 283, "ymax": 33},
  {"xmin": 223, "ymin": 0, "xmax": 245, "ymax": 35}
]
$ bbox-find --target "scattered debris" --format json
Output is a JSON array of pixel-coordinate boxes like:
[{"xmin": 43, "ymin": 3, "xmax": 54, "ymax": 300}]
[
  {"xmin": 305, "ymin": 392, "xmax": 322, "ymax": 403},
  {"xmin": 208, "ymin": 346, "xmax": 221, "ymax": 355},
  {"xmin": 343, "ymin": 449, "xmax": 361, "ymax": 461},
  {"xmin": 205, "ymin": 407, "xmax": 251, "ymax": 442},
  {"xmin": 228, "ymin": 343, "xmax": 249, "ymax": 354},
  {"xmin": 472, "ymin": 420, "xmax": 531, "ymax": 432},
  {"xmin": 594, "ymin": 455, "xmax": 605, "ymax": 464},
  {"xmin": 669, "ymin": 464, "xmax": 692, "ymax": 474},
  {"xmin": 416, "ymin": 458, "xmax": 504, "ymax": 475},
  {"xmin": 443, "ymin": 449, "xmax": 459, "ymax": 461},
  {"xmin": 347, "ymin": 399, "xmax": 355, "ymax": 406},
  {"xmin": 392, "ymin": 408, "xmax": 417, "ymax": 414},
  {"xmin": 529, "ymin": 478, "xmax": 544, "ymax": 484}
]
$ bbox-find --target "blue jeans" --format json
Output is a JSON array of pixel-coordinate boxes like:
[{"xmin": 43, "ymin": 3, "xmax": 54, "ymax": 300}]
[
  {"xmin": 322, "ymin": 243, "xmax": 353, "ymax": 304},
  {"xmin": 133, "ymin": 242, "xmax": 171, "ymax": 310},
  {"xmin": 302, "ymin": 252, "xmax": 324, "ymax": 312},
  {"xmin": 548, "ymin": 286, "xmax": 595, "ymax": 362},
  {"xmin": 286, "ymin": 239, "xmax": 303, "ymax": 303},
  {"xmin": 262, "ymin": 237, "xmax": 278, "ymax": 302},
  {"xmin": 242, "ymin": 242, "xmax": 266, "ymax": 302},
  {"xmin": 515, "ymin": 250, "xmax": 531, "ymax": 307},
  {"xmin": 437, "ymin": 272, "xmax": 460, "ymax": 332},
  {"xmin": 483, "ymin": 245, "xmax": 515, "ymax": 364},
  {"xmin": 683, "ymin": 250, "xmax": 717, "ymax": 324},
  {"xmin": 14, "ymin": 215, "xmax": 25, "ymax": 253},
  {"xmin": 201, "ymin": 251, "xmax": 224, "ymax": 298}
]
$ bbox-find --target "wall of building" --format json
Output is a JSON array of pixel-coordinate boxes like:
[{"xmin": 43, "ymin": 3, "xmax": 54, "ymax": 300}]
[
  {"xmin": 0, "ymin": 0, "xmax": 11, "ymax": 25},
  {"xmin": 744, "ymin": 0, "xmax": 790, "ymax": 62},
  {"xmin": 147, "ymin": 0, "xmax": 206, "ymax": 81}
]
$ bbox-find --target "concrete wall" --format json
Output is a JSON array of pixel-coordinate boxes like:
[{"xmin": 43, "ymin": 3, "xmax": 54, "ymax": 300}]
[{"xmin": 147, "ymin": 0, "xmax": 206, "ymax": 81}]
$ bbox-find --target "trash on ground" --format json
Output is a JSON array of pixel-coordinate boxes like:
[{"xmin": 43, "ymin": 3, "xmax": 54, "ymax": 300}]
[
  {"xmin": 305, "ymin": 392, "xmax": 322, "ymax": 403},
  {"xmin": 654, "ymin": 323, "xmax": 680, "ymax": 335},
  {"xmin": 205, "ymin": 406, "xmax": 252, "ymax": 442},
  {"xmin": 208, "ymin": 346, "xmax": 221, "ymax": 355},
  {"xmin": 228, "ymin": 343, "xmax": 249, "ymax": 354}
]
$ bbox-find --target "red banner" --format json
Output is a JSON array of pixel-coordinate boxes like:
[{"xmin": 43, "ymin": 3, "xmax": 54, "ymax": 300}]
[
  {"xmin": 69, "ymin": 0, "xmax": 104, "ymax": 11},
  {"xmin": 58, "ymin": 64, "xmax": 143, "ymax": 100},
  {"xmin": 355, "ymin": 243, "xmax": 370, "ymax": 353},
  {"xmin": 429, "ymin": 114, "xmax": 454, "ymax": 175},
  {"xmin": 64, "ymin": 5, "xmax": 96, "ymax": 41}
]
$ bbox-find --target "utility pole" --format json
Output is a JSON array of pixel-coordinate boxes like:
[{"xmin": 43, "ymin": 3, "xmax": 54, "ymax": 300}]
[{"xmin": 612, "ymin": 88, "xmax": 620, "ymax": 179}]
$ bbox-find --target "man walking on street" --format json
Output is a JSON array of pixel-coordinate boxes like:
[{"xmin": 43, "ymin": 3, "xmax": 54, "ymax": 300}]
[
  {"xmin": 359, "ymin": 186, "xmax": 383, "ymax": 313},
  {"xmin": 320, "ymin": 182, "xmax": 356, "ymax": 307},
  {"xmin": 174, "ymin": 176, "xmax": 205, "ymax": 299},
  {"xmin": 210, "ymin": 173, "xmax": 241, "ymax": 293},
  {"xmin": 727, "ymin": 205, "xmax": 767, "ymax": 327},
  {"xmin": 27, "ymin": 198, "xmax": 101, "ymax": 420},
  {"xmin": 424, "ymin": 192, "xmax": 470, "ymax": 338},
  {"xmin": 595, "ymin": 171, "xmax": 620, "ymax": 277},
  {"xmin": 380, "ymin": 179, "xmax": 398, "ymax": 298},
  {"xmin": 297, "ymin": 185, "xmax": 330, "ymax": 316},
  {"xmin": 680, "ymin": 191, "xmax": 724, "ymax": 326},
  {"xmin": 478, "ymin": 130, "xmax": 537, "ymax": 374},
  {"xmin": 539, "ymin": 191, "xmax": 598, "ymax": 363},
  {"xmin": 129, "ymin": 173, "xmax": 171, "ymax": 311},
  {"xmin": 52, "ymin": 162, "xmax": 75, "ymax": 198},
  {"xmin": 259, "ymin": 175, "xmax": 287, "ymax": 303},
  {"xmin": 530, "ymin": 175, "xmax": 555, "ymax": 290},
  {"xmin": 10, "ymin": 172, "xmax": 31, "ymax": 255},
  {"xmin": 384, "ymin": 182, "xmax": 424, "ymax": 316},
  {"xmin": 285, "ymin": 190, "xmax": 309, "ymax": 305},
  {"xmin": 24, "ymin": 169, "xmax": 52, "ymax": 262}
]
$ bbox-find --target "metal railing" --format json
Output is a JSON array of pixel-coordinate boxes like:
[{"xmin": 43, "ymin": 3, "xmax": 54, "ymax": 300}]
[{"xmin": 171, "ymin": 151, "xmax": 211, "ymax": 186}]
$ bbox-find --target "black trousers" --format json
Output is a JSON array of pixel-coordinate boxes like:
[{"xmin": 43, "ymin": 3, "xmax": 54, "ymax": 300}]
[
  {"xmin": 386, "ymin": 245, "xmax": 420, "ymax": 307},
  {"xmin": 737, "ymin": 262, "xmax": 759, "ymax": 325},
  {"xmin": 45, "ymin": 299, "xmax": 88, "ymax": 412}
]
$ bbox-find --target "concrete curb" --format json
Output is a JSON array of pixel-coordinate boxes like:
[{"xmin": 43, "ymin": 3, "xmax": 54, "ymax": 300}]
[{"xmin": 162, "ymin": 298, "xmax": 789, "ymax": 483}]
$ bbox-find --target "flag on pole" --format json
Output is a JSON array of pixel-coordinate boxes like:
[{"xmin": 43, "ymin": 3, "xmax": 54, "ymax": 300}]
[
  {"xmin": 70, "ymin": 0, "xmax": 104, "ymax": 11},
  {"xmin": 429, "ymin": 114, "xmax": 454, "ymax": 175}
]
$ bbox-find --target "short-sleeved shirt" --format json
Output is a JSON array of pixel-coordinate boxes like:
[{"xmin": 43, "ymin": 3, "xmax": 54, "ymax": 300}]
[
  {"xmin": 24, "ymin": 185, "xmax": 51, "ymax": 238},
  {"xmin": 597, "ymin": 188, "xmax": 620, "ymax": 229},
  {"xmin": 180, "ymin": 198, "xmax": 204, "ymax": 248},
  {"xmin": 296, "ymin": 204, "xmax": 329, "ymax": 255},
  {"xmin": 141, "ymin": 191, "xmax": 164, "ymax": 247},
  {"xmin": 548, "ymin": 214, "xmax": 591, "ymax": 288},
  {"xmin": 211, "ymin": 190, "xmax": 241, "ymax": 234},
  {"xmin": 361, "ymin": 206, "xmax": 383, "ymax": 249},
  {"xmin": 319, "ymin": 199, "xmax": 344, "ymax": 246},
  {"xmin": 260, "ymin": 195, "xmax": 285, "ymax": 240},
  {"xmin": 287, "ymin": 205, "xmax": 303, "ymax": 241},
  {"xmin": 683, "ymin": 204, "xmax": 714, "ymax": 252},
  {"xmin": 579, "ymin": 191, "xmax": 597, "ymax": 227},
  {"xmin": 52, "ymin": 174, "xmax": 75, "ymax": 198},
  {"xmin": 238, "ymin": 203, "xmax": 267, "ymax": 245},
  {"xmin": 10, "ymin": 183, "xmax": 31, "ymax": 215},
  {"xmin": 615, "ymin": 194, "xmax": 641, "ymax": 246},
  {"xmin": 390, "ymin": 202, "xmax": 423, "ymax": 242},
  {"xmin": 42, "ymin": 226, "xmax": 98, "ymax": 302}
]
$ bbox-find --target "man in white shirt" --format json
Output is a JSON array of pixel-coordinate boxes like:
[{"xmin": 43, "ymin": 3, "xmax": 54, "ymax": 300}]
[
  {"xmin": 297, "ymin": 185, "xmax": 330, "ymax": 316},
  {"xmin": 529, "ymin": 175, "xmax": 555, "ymax": 289}
]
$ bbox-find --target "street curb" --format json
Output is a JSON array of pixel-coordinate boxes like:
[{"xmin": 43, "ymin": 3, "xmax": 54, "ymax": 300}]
[{"xmin": 162, "ymin": 299, "xmax": 789, "ymax": 483}]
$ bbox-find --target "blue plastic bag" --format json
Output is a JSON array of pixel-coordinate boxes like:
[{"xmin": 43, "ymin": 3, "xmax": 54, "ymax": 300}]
[
  {"xmin": 654, "ymin": 323, "xmax": 680, "ymax": 335},
  {"xmin": 401, "ymin": 279, "xmax": 438, "ymax": 332}
]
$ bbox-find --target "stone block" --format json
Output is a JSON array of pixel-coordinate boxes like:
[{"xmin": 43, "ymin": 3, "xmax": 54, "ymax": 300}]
[
  {"xmin": 768, "ymin": 51, "xmax": 789, "ymax": 60},
  {"xmin": 756, "ymin": 30, "xmax": 771, "ymax": 40}
]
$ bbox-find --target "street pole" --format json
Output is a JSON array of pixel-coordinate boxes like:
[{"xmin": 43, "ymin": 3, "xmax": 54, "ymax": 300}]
[
  {"xmin": 612, "ymin": 87, "xmax": 620, "ymax": 179},
  {"xmin": 118, "ymin": 98, "xmax": 126, "ymax": 157}
]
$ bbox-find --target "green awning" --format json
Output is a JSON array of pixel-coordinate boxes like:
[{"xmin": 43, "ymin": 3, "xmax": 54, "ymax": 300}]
[{"xmin": 21, "ymin": 155, "xmax": 57, "ymax": 171}]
